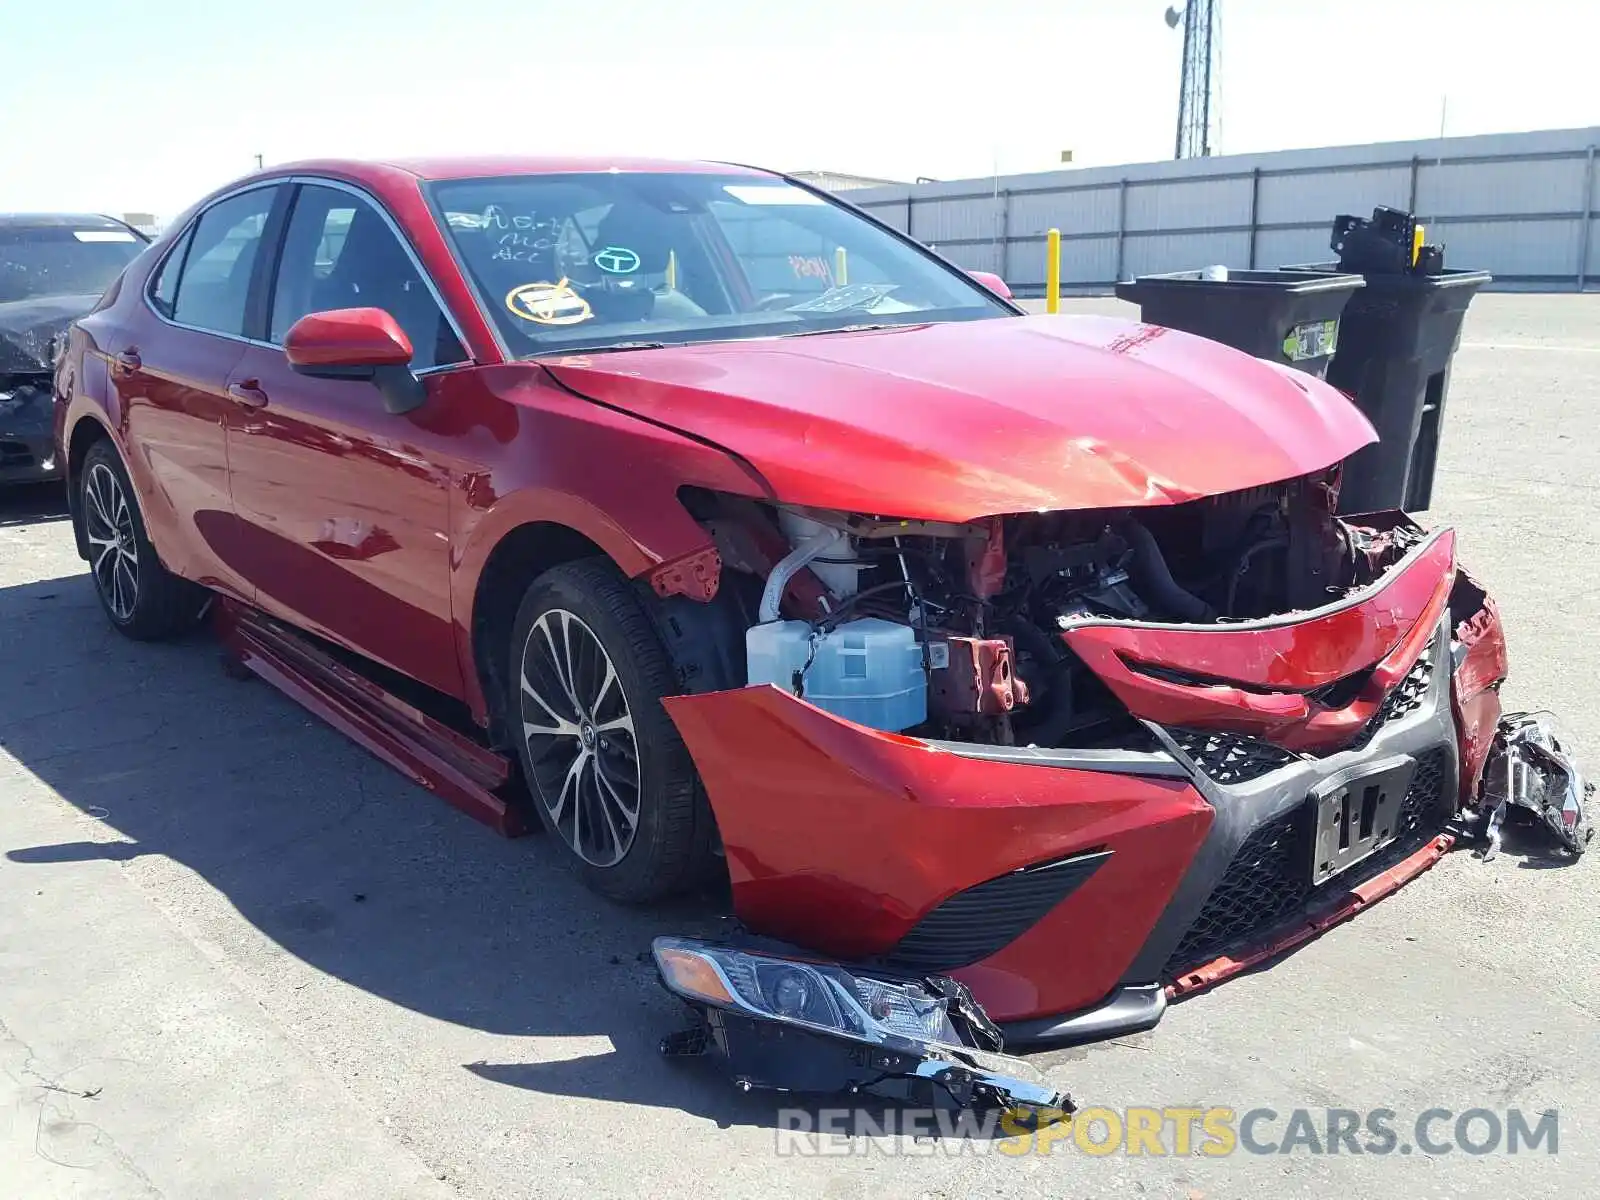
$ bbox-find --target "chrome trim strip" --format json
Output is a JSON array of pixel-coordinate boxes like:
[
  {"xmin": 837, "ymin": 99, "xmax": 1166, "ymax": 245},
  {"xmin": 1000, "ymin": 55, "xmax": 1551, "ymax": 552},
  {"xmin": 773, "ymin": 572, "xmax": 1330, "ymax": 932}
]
[{"xmin": 921, "ymin": 739, "xmax": 1188, "ymax": 777}]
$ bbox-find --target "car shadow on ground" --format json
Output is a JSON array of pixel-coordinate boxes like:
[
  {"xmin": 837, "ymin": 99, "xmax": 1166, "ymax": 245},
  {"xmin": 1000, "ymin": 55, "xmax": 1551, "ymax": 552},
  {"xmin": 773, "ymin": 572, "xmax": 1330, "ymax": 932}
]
[
  {"xmin": 0, "ymin": 481, "xmax": 69, "ymax": 527},
  {"xmin": 0, "ymin": 569, "xmax": 1027, "ymax": 1136}
]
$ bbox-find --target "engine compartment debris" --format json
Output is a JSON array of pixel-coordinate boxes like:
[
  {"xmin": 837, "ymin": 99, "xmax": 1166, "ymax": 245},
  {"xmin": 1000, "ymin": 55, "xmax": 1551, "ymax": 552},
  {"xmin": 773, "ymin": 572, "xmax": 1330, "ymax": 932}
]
[{"xmin": 682, "ymin": 472, "xmax": 1431, "ymax": 749}]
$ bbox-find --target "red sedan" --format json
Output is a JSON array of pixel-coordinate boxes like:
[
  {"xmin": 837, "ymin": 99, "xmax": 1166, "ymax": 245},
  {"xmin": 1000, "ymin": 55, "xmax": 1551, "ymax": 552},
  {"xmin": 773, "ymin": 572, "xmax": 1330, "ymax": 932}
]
[{"xmin": 52, "ymin": 156, "xmax": 1550, "ymax": 1045}]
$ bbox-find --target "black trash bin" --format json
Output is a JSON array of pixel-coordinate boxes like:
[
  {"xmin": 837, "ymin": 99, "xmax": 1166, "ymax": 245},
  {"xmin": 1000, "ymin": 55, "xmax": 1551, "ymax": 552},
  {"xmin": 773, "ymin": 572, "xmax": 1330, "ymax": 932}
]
[
  {"xmin": 1288, "ymin": 263, "xmax": 1491, "ymax": 514},
  {"xmin": 1114, "ymin": 268, "xmax": 1365, "ymax": 379}
]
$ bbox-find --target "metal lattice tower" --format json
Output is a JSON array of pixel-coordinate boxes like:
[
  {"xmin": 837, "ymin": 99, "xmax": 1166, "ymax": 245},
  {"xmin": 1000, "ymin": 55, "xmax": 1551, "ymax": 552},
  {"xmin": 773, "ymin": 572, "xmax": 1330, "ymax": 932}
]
[{"xmin": 1168, "ymin": 0, "xmax": 1219, "ymax": 159}]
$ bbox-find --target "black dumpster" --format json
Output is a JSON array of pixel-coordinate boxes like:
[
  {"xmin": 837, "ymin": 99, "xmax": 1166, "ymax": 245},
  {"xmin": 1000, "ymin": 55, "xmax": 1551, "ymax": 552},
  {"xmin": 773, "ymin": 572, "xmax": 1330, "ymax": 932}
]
[
  {"xmin": 1289, "ymin": 263, "xmax": 1491, "ymax": 514},
  {"xmin": 1114, "ymin": 268, "xmax": 1365, "ymax": 379}
]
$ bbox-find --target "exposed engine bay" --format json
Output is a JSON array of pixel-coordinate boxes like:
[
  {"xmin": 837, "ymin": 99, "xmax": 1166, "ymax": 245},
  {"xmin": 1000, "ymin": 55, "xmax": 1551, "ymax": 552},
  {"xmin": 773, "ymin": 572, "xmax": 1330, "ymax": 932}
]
[{"xmin": 681, "ymin": 471, "xmax": 1430, "ymax": 749}]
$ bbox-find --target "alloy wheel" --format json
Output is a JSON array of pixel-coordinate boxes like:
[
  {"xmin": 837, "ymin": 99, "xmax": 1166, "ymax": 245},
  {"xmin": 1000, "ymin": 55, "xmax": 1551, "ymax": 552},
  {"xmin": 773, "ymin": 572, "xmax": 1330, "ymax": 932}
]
[
  {"xmin": 518, "ymin": 608, "xmax": 642, "ymax": 867},
  {"xmin": 84, "ymin": 461, "xmax": 139, "ymax": 622}
]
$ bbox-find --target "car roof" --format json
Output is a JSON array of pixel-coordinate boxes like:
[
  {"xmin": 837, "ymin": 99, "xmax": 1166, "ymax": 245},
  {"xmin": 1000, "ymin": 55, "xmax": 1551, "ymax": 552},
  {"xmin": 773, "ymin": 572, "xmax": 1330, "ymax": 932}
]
[
  {"xmin": 0, "ymin": 212, "xmax": 137, "ymax": 230},
  {"xmin": 259, "ymin": 155, "xmax": 776, "ymax": 184}
]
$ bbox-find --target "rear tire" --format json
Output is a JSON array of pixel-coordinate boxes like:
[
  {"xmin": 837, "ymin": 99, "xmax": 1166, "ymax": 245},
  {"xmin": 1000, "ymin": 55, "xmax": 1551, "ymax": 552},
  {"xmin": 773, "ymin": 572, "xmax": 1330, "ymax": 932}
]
[
  {"xmin": 78, "ymin": 440, "xmax": 208, "ymax": 640},
  {"xmin": 507, "ymin": 558, "xmax": 715, "ymax": 903}
]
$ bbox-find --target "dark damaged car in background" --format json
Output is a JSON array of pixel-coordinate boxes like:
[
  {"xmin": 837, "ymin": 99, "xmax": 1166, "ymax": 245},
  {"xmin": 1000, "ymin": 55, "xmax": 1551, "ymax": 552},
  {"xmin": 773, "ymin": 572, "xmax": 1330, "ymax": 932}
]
[
  {"xmin": 49, "ymin": 157, "xmax": 1591, "ymax": 1105},
  {"xmin": 1, "ymin": 213, "xmax": 147, "ymax": 484}
]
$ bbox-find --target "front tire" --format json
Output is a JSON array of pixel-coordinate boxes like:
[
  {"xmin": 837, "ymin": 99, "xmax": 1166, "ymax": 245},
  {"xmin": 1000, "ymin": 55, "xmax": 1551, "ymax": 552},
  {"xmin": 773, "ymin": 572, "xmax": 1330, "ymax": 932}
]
[
  {"xmin": 508, "ymin": 559, "xmax": 715, "ymax": 903},
  {"xmin": 78, "ymin": 440, "xmax": 207, "ymax": 640}
]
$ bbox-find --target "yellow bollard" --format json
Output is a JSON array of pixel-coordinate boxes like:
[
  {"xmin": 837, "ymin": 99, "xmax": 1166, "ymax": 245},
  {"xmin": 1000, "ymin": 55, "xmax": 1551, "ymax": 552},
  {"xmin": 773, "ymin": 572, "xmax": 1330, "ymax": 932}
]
[
  {"xmin": 1046, "ymin": 228, "xmax": 1061, "ymax": 313},
  {"xmin": 666, "ymin": 249, "xmax": 678, "ymax": 291},
  {"xmin": 834, "ymin": 246, "xmax": 848, "ymax": 287}
]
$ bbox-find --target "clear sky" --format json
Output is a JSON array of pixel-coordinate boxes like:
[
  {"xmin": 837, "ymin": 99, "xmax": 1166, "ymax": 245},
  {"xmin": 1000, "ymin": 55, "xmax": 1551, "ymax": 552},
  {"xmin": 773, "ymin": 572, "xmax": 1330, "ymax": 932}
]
[{"xmin": 4, "ymin": 0, "xmax": 1596, "ymax": 219}]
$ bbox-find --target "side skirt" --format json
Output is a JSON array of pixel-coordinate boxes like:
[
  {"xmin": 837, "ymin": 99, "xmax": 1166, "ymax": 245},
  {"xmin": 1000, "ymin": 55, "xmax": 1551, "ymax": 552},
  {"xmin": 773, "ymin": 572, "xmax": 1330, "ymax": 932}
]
[{"xmin": 213, "ymin": 598, "xmax": 529, "ymax": 837}]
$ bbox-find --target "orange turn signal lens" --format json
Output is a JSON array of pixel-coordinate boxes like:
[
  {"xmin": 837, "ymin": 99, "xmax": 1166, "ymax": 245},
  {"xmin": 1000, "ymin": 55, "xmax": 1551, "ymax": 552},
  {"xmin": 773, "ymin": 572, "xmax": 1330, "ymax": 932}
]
[{"xmin": 656, "ymin": 947, "xmax": 735, "ymax": 1005}]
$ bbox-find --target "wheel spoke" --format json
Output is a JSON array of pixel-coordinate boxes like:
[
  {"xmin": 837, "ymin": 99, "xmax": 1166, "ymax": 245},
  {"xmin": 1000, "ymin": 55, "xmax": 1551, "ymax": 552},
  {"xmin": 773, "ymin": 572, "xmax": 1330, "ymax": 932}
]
[
  {"xmin": 593, "ymin": 754, "xmax": 639, "ymax": 832},
  {"xmin": 86, "ymin": 475, "xmax": 113, "ymax": 531},
  {"xmin": 520, "ymin": 671, "xmax": 581, "ymax": 737},
  {"xmin": 518, "ymin": 606, "xmax": 642, "ymax": 868},
  {"xmin": 587, "ymin": 759, "xmax": 626, "ymax": 859},
  {"xmin": 90, "ymin": 540, "xmax": 116, "ymax": 591},
  {"xmin": 110, "ymin": 555, "xmax": 127, "ymax": 616},
  {"xmin": 84, "ymin": 463, "xmax": 139, "ymax": 620},
  {"xmin": 547, "ymin": 751, "xmax": 585, "ymax": 826},
  {"xmin": 558, "ymin": 612, "xmax": 582, "ymax": 714},
  {"xmin": 590, "ymin": 657, "xmax": 619, "ymax": 719},
  {"xmin": 594, "ymin": 711, "xmax": 633, "ymax": 735},
  {"xmin": 534, "ymin": 613, "xmax": 582, "ymax": 715}
]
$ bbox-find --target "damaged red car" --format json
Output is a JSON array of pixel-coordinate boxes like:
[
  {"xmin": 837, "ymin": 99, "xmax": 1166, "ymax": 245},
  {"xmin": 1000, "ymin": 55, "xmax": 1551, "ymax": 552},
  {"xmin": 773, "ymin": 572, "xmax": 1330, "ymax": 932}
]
[{"xmin": 54, "ymin": 157, "xmax": 1589, "ymax": 1051}]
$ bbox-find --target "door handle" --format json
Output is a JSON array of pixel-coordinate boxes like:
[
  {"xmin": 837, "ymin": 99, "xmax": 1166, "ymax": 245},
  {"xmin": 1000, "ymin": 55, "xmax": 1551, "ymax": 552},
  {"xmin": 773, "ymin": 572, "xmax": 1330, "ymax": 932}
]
[
  {"xmin": 115, "ymin": 348, "xmax": 141, "ymax": 373},
  {"xmin": 227, "ymin": 380, "xmax": 270, "ymax": 409}
]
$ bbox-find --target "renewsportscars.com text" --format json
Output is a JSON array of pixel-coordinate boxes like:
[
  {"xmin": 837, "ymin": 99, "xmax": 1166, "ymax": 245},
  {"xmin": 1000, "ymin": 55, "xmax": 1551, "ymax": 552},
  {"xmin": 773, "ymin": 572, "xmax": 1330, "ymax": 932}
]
[{"xmin": 774, "ymin": 1106, "xmax": 1560, "ymax": 1158}]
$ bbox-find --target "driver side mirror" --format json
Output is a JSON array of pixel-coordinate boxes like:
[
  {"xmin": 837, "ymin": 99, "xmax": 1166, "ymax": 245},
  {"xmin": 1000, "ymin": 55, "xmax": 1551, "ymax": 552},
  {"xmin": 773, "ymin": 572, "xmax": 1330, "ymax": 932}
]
[
  {"xmin": 966, "ymin": 270, "xmax": 1013, "ymax": 300},
  {"xmin": 284, "ymin": 307, "xmax": 427, "ymax": 415}
]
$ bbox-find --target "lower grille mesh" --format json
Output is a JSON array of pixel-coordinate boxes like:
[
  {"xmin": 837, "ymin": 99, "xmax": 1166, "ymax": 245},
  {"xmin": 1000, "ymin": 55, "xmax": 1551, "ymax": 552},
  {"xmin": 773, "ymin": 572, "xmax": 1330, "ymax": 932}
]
[
  {"xmin": 0, "ymin": 440, "xmax": 36, "ymax": 468},
  {"xmin": 1164, "ymin": 748, "xmax": 1451, "ymax": 976},
  {"xmin": 1169, "ymin": 728, "xmax": 1296, "ymax": 785}
]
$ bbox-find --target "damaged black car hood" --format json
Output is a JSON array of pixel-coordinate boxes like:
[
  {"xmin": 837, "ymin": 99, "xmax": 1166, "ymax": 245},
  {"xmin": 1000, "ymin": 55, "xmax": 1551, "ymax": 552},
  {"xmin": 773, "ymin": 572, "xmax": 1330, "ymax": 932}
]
[{"xmin": 0, "ymin": 294, "xmax": 98, "ymax": 377}]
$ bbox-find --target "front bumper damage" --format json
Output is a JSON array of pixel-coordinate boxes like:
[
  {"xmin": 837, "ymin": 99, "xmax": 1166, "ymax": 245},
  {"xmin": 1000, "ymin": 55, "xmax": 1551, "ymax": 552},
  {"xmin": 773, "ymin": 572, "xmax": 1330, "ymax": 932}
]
[
  {"xmin": 651, "ymin": 520, "xmax": 1590, "ymax": 1105},
  {"xmin": 0, "ymin": 381, "xmax": 60, "ymax": 484}
]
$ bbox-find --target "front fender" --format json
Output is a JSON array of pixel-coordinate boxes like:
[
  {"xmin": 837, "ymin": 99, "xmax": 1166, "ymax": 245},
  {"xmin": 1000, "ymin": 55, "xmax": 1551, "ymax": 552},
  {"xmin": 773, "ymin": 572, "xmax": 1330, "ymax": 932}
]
[{"xmin": 445, "ymin": 366, "xmax": 771, "ymax": 723}]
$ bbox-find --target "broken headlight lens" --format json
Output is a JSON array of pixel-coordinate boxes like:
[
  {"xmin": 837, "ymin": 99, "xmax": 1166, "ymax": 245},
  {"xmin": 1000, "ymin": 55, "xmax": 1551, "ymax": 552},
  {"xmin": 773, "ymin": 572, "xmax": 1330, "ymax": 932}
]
[
  {"xmin": 655, "ymin": 937, "xmax": 959, "ymax": 1046},
  {"xmin": 653, "ymin": 937, "xmax": 1071, "ymax": 1119},
  {"xmin": 1481, "ymin": 711, "xmax": 1594, "ymax": 857}
]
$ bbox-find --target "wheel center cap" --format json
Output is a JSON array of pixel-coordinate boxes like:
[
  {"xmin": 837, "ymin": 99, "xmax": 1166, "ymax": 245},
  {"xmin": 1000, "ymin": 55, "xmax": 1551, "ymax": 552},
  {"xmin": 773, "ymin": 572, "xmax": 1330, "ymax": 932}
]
[{"xmin": 580, "ymin": 721, "xmax": 596, "ymax": 750}]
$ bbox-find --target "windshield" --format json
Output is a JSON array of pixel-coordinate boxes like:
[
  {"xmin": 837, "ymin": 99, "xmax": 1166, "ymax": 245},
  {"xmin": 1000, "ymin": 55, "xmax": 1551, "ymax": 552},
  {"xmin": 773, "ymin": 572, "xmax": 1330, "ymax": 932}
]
[
  {"xmin": 428, "ymin": 173, "xmax": 1010, "ymax": 355},
  {"xmin": 0, "ymin": 225, "xmax": 145, "ymax": 304}
]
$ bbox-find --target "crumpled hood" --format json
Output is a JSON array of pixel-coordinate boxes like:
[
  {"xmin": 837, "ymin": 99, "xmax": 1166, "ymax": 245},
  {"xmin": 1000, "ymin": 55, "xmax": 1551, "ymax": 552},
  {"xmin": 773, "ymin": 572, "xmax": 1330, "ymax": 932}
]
[
  {"xmin": 542, "ymin": 314, "xmax": 1378, "ymax": 521},
  {"xmin": 0, "ymin": 294, "xmax": 97, "ymax": 377}
]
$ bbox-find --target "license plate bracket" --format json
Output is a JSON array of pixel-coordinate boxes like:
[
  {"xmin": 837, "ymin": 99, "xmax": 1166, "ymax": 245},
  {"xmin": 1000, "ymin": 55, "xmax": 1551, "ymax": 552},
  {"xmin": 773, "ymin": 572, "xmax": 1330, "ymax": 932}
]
[{"xmin": 1310, "ymin": 756, "xmax": 1416, "ymax": 885}]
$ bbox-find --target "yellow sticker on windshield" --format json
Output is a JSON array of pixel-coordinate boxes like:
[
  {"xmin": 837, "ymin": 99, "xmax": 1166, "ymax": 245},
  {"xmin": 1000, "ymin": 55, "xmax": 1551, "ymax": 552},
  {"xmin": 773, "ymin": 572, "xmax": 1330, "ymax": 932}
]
[{"xmin": 505, "ymin": 279, "xmax": 592, "ymax": 325}]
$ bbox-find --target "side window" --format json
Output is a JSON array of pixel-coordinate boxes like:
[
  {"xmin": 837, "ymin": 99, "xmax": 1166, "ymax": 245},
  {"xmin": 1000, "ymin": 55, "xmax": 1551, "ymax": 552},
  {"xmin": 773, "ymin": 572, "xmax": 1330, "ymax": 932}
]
[
  {"xmin": 148, "ymin": 225, "xmax": 195, "ymax": 318},
  {"xmin": 270, "ymin": 184, "xmax": 465, "ymax": 371},
  {"xmin": 171, "ymin": 188, "xmax": 277, "ymax": 335}
]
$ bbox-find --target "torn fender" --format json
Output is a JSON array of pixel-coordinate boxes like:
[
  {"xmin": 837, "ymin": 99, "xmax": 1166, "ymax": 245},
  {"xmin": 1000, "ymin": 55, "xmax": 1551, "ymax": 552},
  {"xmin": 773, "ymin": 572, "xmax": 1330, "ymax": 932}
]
[
  {"xmin": 662, "ymin": 685, "xmax": 1212, "ymax": 1022},
  {"xmin": 1449, "ymin": 569, "xmax": 1509, "ymax": 803}
]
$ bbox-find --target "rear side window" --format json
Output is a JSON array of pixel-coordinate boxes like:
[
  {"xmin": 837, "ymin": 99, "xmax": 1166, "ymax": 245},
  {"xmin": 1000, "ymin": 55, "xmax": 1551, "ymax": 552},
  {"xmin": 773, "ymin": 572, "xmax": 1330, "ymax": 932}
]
[
  {"xmin": 170, "ymin": 188, "xmax": 277, "ymax": 335},
  {"xmin": 269, "ymin": 184, "xmax": 465, "ymax": 370},
  {"xmin": 148, "ymin": 226, "xmax": 194, "ymax": 318}
]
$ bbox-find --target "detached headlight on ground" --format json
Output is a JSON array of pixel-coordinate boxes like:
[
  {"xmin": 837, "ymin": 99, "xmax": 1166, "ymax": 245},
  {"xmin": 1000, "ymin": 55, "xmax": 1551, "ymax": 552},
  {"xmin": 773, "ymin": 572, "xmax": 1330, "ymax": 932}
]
[
  {"xmin": 653, "ymin": 937, "xmax": 1071, "ymax": 1121},
  {"xmin": 1480, "ymin": 711, "xmax": 1594, "ymax": 858}
]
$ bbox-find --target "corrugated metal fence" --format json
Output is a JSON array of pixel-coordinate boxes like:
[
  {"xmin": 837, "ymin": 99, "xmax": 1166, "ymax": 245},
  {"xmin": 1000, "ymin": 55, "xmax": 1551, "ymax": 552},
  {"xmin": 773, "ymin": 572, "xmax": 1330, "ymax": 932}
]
[{"xmin": 846, "ymin": 126, "xmax": 1600, "ymax": 295}]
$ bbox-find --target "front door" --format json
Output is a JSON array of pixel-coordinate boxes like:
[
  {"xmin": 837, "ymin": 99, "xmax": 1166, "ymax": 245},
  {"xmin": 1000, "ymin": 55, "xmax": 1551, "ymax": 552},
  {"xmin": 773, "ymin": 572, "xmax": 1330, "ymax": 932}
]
[{"xmin": 223, "ymin": 183, "xmax": 471, "ymax": 697}]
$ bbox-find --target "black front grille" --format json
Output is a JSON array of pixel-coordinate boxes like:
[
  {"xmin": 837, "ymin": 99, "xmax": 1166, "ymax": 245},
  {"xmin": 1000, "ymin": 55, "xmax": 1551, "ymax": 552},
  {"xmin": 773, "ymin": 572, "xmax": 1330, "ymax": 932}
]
[
  {"xmin": 1169, "ymin": 728, "xmax": 1297, "ymax": 785},
  {"xmin": 1396, "ymin": 748, "xmax": 1449, "ymax": 838},
  {"xmin": 1164, "ymin": 748, "xmax": 1451, "ymax": 975},
  {"xmin": 0, "ymin": 440, "xmax": 35, "ymax": 468},
  {"xmin": 1376, "ymin": 648, "xmax": 1435, "ymax": 727},
  {"xmin": 1348, "ymin": 644, "xmax": 1436, "ymax": 751},
  {"xmin": 886, "ymin": 850, "xmax": 1110, "ymax": 973}
]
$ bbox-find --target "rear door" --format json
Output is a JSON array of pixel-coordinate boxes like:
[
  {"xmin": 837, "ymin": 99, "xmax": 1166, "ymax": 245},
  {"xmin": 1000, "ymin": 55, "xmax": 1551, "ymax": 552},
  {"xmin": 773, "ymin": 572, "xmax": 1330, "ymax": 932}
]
[
  {"xmin": 223, "ymin": 181, "xmax": 472, "ymax": 696},
  {"xmin": 108, "ymin": 185, "xmax": 283, "ymax": 596}
]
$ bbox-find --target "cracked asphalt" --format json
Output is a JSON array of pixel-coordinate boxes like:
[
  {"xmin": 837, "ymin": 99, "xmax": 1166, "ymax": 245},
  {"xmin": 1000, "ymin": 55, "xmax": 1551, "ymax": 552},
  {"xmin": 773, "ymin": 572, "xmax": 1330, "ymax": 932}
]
[{"xmin": 2, "ymin": 293, "xmax": 1597, "ymax": 1198}]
